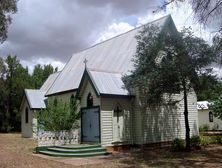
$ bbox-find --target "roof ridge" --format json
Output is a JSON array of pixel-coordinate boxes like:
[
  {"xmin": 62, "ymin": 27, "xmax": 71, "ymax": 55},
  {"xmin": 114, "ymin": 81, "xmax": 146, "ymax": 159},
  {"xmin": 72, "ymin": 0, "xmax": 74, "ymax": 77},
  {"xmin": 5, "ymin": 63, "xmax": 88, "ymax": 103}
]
[
  {"xmin": 88, "ymin": 68, "xmax": 122, "ymax": 74},
  {"xmin": 72, "ymin": 14, "xmax": 171, "ymax": 56}
]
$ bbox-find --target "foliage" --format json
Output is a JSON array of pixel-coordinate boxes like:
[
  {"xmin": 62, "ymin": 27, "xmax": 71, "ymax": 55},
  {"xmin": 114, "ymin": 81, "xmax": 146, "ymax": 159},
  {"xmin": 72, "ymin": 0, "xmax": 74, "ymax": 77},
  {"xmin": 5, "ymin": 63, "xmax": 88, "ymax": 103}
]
[
  {"xmin": 123, "ymin": 23, "xmax": 215, "ymax": 150},
  {"xmin": 190, "ymin": 135, "xmax": 201, "ymax": 149},
  {"xmin": 210, "ymin": 98, "xmax": 222, "ymax": 120},
  {"xmin": 0, "ymin": 55, "xmax": 32, "ymax": 132},
  {"xmin": 171, "ymin": 138, "xmax": 185, "ymax": 151},
  {"xmin": 0, "ymin": 0, "xmax": 17, "ymax": 43},
  {"xmin": 37, "ymin": 96, "xmax": 80, "ymax": 131},
  {"xmin": 199, "ymin": 124, "xmax": 209, "ymax": 132},
  {"xmin": 197, "ymin": 74, "xmax": 222, "ymax": 101},
  {"xmin": 32, "ymin": 64, "xmax": 57, "ymax": 89},
  {"xmin": 0, "ymin": 55, "xmax": 57, "ymax": 132},
  {"xmin": 200, "ymin": 135, "xmax": 222, "ymax": 146}
]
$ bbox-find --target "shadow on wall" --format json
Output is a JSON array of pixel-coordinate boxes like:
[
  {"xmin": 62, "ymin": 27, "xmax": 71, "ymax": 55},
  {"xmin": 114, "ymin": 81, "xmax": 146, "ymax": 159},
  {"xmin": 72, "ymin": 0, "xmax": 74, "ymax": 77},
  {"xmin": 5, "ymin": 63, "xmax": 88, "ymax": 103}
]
[{"xmin": 143, "ymin": 104, "xmax": 181, "ymax": 144}]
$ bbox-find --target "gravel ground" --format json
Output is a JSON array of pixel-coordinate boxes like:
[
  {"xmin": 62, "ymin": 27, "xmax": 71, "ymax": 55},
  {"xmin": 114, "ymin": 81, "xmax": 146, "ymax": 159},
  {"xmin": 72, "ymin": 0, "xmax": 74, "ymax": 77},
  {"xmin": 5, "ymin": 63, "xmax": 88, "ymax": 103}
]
[{"xmin": 1, "ymin": 133, "xmax": 222, "ymax": 168}]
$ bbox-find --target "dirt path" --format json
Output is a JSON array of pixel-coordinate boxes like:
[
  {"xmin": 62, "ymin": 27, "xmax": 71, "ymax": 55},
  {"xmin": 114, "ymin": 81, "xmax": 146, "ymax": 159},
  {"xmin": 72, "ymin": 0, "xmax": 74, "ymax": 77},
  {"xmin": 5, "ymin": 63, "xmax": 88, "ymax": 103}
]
[{"xmin": 1, "ymin": 133, "xmax": 222, "ymax": 168}]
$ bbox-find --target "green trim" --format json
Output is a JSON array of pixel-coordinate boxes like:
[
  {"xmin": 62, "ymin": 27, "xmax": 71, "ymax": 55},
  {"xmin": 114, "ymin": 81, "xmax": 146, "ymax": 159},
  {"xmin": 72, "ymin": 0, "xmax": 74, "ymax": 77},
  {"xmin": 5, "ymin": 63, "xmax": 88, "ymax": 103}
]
[
  {"xmin": 100, "ymin": 93, "xmax": 134, "ymax": 99},
  {"xmin": 77, "ymin": 68, "xmax": 100, "ymax": 98},
  {"xmin": 45, "ymin": 89, "xmax": 78, "ymax": 97},
  {"xmin": 81, "ymin": 106, "xmax": 101, "ymax": 143}
]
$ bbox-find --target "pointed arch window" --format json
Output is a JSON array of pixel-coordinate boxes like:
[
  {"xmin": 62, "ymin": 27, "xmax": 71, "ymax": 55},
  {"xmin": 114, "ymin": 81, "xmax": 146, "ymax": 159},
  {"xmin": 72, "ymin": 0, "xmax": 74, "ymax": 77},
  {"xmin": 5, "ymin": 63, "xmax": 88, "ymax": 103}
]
[
  {"xmin": 87, "ymin": 92, "xmax": 93, "ymax": 107},
  {"xmin": 25, "ymin": 107, "xmax": 28, "ymax": 123},
  {"xmin": 209, "ymin": 111, "xmax": 213, "ymax": 122}
]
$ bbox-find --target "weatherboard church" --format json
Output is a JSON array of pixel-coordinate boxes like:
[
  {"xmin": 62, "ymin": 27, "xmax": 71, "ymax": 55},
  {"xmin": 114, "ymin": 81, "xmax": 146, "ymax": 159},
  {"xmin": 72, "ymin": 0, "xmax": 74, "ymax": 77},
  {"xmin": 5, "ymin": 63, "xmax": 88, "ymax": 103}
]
[{"xmin": 20, "ymin": 15, "xmax": 199, "ymax": 147}]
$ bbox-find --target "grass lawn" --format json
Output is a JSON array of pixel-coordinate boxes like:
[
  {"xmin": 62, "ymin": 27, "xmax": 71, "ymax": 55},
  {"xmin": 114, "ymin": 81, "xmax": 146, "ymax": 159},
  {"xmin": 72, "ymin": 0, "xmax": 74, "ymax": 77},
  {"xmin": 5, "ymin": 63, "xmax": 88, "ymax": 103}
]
[{"xmin": 0, "ymin": 133, "xmax": 222, "ymax": 168}]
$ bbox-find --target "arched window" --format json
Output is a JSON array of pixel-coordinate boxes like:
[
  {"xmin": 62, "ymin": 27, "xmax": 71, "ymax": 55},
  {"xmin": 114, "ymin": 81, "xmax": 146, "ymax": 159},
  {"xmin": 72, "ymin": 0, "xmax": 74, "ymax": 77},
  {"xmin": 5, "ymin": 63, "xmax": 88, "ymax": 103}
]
[
  {"xmin": 87, "ymin": 92, "xmax": 93, "ymax": 107},
  {"xmin": 25, "ymin": 107, "xmax": 28, "ymax": 123},
  {"xmin": 114, "ymin": 103, "xmax": 123, "ymax": 123},
  {"xmin": 70, "ymin": 94, "xmax": 75, "ymax": 104},
  {"xmin": 209, "ymin": 111, "xmax": 213, "ymax": 122}
]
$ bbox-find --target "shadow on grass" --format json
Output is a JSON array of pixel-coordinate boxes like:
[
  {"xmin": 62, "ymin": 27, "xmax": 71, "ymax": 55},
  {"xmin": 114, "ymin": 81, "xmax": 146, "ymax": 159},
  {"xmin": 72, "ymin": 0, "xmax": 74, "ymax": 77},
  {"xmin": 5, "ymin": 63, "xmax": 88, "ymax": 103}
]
[{"xmin": 119, "ymin": 145, "xmax": 222, "ymax": 168}]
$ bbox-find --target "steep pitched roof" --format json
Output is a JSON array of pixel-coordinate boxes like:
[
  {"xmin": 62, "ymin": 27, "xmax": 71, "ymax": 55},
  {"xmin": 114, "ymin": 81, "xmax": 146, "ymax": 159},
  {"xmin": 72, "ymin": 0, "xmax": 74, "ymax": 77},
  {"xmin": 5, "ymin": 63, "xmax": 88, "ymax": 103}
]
[
  {"xmin": 46, "ymin": 15, "xmax": 174, "ymax": 96},
  {"xmin": 22, "ymin": 72, "xmax": 60, "ymax": 110},
  {"xmin": 24, "ymin": 89, "xmax": 46, "ymax": 109},
  {"xmin": 197, "ymin": 101, "xmax": 211, "ymax": 110},
  {"xmin": 78, "ymin": 69, "xmax": 129, "ymax": 97},
  {"xmin": 40, "ymin": 71, "xmax": 60, "ymax": 91}
]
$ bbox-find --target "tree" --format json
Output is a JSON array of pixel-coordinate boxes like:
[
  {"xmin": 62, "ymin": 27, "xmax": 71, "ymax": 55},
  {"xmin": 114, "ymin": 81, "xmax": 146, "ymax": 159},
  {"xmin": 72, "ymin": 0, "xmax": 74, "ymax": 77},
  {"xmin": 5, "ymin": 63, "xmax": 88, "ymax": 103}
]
[
  {"xmin": 197, "ymin": 72, "xmax": 222, "ymax": 101},
  {"xmin": 4, "ymin": 55, "xmax": 31, "ymax": 131},
  {"xmin": 0, "ymin": 0, "xmax": 17, "ymax": 43},
  {"xmin": 211, "ymin": 98, "xmax": 222, "ymax": 120},
  {"xmin": 160, "ymin": 1, "xmax": 222, "ymax": 32},
  {"xmin": 37, "ymin": 96, "xmax": 80, "ymax": 131},
  {"xmin": 123, "ymin": 24, "xmax": 215, "ymax": 151},
  {"xmin": 32, "ymin": 64, "xmax": 56, "ymax": 89}
]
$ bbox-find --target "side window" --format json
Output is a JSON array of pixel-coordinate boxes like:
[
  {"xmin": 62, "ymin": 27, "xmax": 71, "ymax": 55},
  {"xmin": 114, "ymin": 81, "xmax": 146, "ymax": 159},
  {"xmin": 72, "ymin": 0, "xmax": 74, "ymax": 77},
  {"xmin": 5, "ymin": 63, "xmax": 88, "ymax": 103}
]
[
  {"xmin": 70, "ymin": 94, "xmax": 75, "ymax": 104},
  {"xmin": 25, "ymin": 107, "xmax": 28, "ymax": 123},
  {"xmin": 87, "ymin": 92, "xmax": 93, "ymax": 107},
  {"xmin": 209, "ymin": 111, "xmax": 213, "ymax": 122}
]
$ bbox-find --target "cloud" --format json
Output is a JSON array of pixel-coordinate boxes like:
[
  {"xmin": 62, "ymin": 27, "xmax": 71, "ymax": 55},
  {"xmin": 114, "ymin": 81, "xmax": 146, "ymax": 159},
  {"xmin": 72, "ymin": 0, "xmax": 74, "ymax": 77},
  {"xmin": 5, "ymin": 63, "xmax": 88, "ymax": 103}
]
[
  {"xmin": 95, "ymin": 22, "xmax": 134, "ymax": 43},
  {"xmin": 0, "ymin": 0, "xmax": 216, "ymax": 73},
  {"xmin": 0, "ymin": 0, "xmax": 160, "ymax": 64}
]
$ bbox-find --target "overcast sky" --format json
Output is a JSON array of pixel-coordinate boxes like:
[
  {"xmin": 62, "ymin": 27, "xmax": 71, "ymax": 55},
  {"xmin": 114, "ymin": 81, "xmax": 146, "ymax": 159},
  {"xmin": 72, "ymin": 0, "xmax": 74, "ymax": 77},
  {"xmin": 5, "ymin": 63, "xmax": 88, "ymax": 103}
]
[{"xmin": 0, "ymin": 0, "xmax": 218, "ymax": 74}]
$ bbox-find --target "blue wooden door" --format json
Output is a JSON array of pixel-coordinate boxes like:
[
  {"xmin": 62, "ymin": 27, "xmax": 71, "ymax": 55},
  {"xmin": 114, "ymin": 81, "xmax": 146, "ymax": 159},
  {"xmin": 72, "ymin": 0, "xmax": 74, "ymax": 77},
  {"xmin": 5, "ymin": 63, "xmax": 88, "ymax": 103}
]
[{"xmin": 81, "ymin": 107, "xmax": 100, "ymax": 143}]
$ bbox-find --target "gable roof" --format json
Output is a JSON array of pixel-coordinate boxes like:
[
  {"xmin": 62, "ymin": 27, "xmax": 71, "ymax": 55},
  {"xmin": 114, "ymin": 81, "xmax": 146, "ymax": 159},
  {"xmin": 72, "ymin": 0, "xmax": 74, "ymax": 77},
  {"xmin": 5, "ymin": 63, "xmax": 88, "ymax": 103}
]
[
  {"xmin": 197, "ymin": 101, "xmax": 211, "ymax": 110},
  {"xmin": 21, "ymin": 72, "xmax": 60, "ymax": 110},
  {"xmin": 40, "ymin": 71, "xmax": 60, "ymax": 91},
  {"xmin": 78, "ymin": 69, "xmax": 130, "ymax": 97},
  {"xmin": 46, "ymin": 15, "xmax": 174, "ymax": 96},
  {"xmin": 25, "ymin": 89, "xmax": 46, "ymax": 109}
]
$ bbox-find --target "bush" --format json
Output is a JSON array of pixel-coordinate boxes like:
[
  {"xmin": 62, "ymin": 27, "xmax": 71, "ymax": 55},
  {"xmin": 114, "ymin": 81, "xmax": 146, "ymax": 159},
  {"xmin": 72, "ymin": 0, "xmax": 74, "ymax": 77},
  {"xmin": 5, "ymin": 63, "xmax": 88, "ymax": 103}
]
[
  {"xmin": 171, "ymin": 138, "xmax": 185, "ymax": 151},
  {"xmin": 200, "ymin": 135, "xmax": 222, "ymax": 146},
  {"xmin": 37, "ymin": 97, "xmax": 80, "ymax": 131},
  {"xmin": 199, "ymin": 124, "xmax": 209, "ymax": 132},
  {"xmin": 190, "ymin": 135, "xmax": 201, "ymax": 149},
  {"xmin": 200, "ymin": 136, "xmax": 211, "ymax": 146},
  {"xmin": 211, "ymin": 136, "xmax": 222, "ymax": 144}
]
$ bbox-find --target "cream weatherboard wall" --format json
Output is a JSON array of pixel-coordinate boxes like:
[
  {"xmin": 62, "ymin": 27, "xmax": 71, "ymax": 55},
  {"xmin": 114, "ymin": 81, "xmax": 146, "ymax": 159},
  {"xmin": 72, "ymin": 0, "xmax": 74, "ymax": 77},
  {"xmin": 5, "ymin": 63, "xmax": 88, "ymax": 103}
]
[
  {"xmin": 100, "ymin": 97, "xmax": 132, "ymax": 146},
  {"xmin": 79, "ymin": 78, "xmax": 133, "ymax": 146},
  {"xmin": 198, "ymin": 109, "xmax": 222, "ymax": 130},
  {"xmin": 21, "ymin": 98, "xmax": 37, "ymax": 138},
  {"xmin": 48, "ymin": 91, "xmax": 77, "ymax": 104},
  {"xmin": 132, "ymin": 91, "xmax": 199, "ymax": 145}
]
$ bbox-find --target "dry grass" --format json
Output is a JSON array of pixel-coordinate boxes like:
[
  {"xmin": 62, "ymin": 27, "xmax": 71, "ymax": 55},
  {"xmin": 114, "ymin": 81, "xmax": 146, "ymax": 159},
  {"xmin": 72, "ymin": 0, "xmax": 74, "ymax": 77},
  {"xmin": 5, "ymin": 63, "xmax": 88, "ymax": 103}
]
[{"xmin": 0, "ymin": 133, "xmax": 222, "ymax": 168}]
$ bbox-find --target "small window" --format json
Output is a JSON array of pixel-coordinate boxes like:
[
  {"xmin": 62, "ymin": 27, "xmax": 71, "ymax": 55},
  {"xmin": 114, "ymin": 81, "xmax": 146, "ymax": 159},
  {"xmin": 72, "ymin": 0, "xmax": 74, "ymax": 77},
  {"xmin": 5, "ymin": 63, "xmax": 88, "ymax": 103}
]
[
  {"xmin": 114, "ymin": 104, "xmax": 123, "ymax": 123},
  {"xmin": 87, "ymin": 92, "xmax": 93, "ymax": 107},
  {"xmin": 70, "ymin": 94, "xmax": 75, "ymax": 104},
  {"xmin": 209, "ymin": 111, "xmax": 213, "ymax": 122},
  {"xmin": 25, "ymin": 107, "xmax": 28, "ymax": 123}
]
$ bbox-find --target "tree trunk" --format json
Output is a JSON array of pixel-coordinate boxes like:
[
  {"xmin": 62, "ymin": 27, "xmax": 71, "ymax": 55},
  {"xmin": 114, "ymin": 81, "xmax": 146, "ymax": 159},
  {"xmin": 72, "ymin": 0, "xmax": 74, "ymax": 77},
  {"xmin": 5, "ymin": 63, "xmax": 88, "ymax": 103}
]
[{"xmin": 182, "ymin": 80, "xmax": 191, "ymax": 151}]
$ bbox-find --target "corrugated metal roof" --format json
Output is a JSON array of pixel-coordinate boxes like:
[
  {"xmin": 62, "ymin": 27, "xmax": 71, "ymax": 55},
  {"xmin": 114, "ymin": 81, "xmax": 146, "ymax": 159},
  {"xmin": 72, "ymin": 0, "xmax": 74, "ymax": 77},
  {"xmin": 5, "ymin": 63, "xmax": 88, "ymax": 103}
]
[
  {"xmin": 25, "ymin": 89, "xmax": 46, "ymax": 109},
  {"xmin": 88, "ymin": 70, "xmax": 129, "ymax": 96},
  {"xmin": 40, "ymin": 71, "xmax": 60, "ymax": 91},
  {"xmin": 197, "ymin": 101, "xmax": 210, "ymax": 110},
  {"xmin": 46, "ymin": 15, "xmax": 171, "ymax": 96}
]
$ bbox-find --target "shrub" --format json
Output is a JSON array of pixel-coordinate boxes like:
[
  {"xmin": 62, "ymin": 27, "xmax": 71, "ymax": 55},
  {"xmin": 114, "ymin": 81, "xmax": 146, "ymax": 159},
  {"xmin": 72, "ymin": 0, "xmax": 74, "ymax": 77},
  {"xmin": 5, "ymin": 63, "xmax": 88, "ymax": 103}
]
[
  {"xmin": 200, "ymin": 135, "xmax": 222, "ymax": 146},
  {"xmin": 200, "ymin": 136, "xmax": 211, "ymax": 146},
  {"xmin": 171, "ymin": 138, "xmax": 185, "ymax": 151},
  {"xmin": 211, "ymin": 136, "xmax": 222, "ymax": 144},
  {"xmin": 190, "ymin": 135, "xmax": 201, "ymax": 149},
  {"xmin": 199, "ymin": 124, "xmax": 209, "ymax": 132},
  {"xmin": 37, "ymin": 97, "xmax": 80, "ymax": 131}
]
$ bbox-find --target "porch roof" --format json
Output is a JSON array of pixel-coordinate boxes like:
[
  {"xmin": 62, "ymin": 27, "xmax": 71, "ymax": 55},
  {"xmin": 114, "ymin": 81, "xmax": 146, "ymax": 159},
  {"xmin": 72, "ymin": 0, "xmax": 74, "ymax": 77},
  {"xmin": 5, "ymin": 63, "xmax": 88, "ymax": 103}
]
[{"xmin": 25, "ymin": 89, "xmax": 46, "ymax": 109}]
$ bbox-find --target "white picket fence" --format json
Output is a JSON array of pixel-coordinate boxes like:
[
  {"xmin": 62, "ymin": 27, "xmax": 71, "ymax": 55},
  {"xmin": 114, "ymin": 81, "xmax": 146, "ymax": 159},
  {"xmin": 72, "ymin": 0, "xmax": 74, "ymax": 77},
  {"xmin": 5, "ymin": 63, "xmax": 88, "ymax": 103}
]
[{"xmin": 37, "ymin": 129, "xmax": 79, "ymax": 146}]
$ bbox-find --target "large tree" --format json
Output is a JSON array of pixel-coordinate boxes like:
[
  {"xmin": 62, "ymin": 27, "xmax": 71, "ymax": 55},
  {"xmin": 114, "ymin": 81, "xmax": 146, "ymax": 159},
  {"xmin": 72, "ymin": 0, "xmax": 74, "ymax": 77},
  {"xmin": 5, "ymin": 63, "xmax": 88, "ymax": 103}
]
[
  {"xmin": 32, "ymin": 64, "xmax": 56, "ymax": 89},
  {"xmin": 161, "ymin": 0, "xmax": 222, "ymax": 32},
  {"xmin": 123, "ymin": 25, "xmax": 215, "ymax": 150},
  {"xmin": 0, "ymin": 0, "xmax": 17, "ymax": 43}
]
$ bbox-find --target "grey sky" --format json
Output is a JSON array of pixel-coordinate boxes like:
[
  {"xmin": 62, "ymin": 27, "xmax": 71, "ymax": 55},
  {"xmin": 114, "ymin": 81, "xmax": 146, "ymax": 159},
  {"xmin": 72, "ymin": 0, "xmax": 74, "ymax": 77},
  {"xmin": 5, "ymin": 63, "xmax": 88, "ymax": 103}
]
[{"xmin": 0, "ymin": 0, "xmax": 161, "ymax": 63}]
